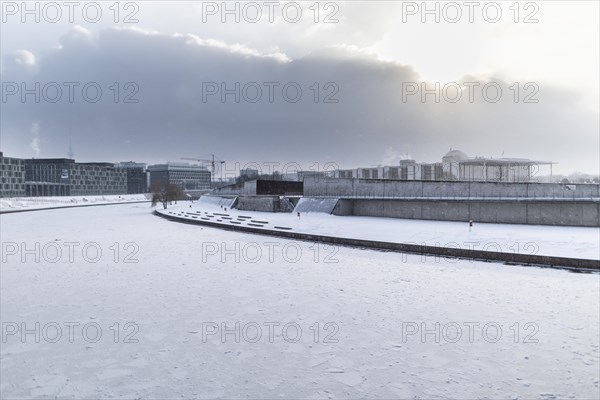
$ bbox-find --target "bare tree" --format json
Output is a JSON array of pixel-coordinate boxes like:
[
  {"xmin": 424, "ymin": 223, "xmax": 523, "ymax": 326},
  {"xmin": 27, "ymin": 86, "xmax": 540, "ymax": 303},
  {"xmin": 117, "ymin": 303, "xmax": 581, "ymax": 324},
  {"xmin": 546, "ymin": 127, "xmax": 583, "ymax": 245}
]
[{"xmin": 151, "ymin": 183, "xmax": 184, "ymax": 209}]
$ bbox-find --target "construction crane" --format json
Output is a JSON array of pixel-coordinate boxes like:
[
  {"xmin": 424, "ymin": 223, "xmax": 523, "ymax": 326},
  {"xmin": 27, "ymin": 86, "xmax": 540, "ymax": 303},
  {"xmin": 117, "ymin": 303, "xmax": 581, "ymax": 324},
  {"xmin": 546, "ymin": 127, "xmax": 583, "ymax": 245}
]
[{"xmin": 181, "ymin": 154, "xmax": 225, "ymax": 176}]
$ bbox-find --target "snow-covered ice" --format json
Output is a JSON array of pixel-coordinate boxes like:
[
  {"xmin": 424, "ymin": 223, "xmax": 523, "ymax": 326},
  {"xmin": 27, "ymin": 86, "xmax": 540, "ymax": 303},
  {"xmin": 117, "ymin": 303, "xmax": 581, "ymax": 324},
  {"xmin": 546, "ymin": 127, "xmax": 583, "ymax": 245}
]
[
  {"xmin": 0, "ymin": 194, "xmax": 150, "ymax": 213},
  {"xmin": 1, "ymin": 203, "xmax": 599, "ymax": 399}
]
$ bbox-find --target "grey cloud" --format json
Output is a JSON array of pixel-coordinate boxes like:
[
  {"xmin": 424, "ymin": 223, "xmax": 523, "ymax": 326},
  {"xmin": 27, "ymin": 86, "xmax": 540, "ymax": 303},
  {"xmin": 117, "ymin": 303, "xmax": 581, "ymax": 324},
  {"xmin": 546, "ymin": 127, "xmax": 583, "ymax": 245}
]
[{"xmin": 1, "ymin": 26, "xmax": 598, "ymax": 173}]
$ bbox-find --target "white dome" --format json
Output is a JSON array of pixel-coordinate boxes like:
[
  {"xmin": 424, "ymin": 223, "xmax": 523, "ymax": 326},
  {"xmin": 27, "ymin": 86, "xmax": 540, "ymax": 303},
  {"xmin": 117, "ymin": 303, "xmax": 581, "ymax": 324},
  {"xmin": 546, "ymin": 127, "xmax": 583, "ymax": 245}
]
[{"xmin": 442, "ymin": 149, "xmax": 469, "ymax": 161}]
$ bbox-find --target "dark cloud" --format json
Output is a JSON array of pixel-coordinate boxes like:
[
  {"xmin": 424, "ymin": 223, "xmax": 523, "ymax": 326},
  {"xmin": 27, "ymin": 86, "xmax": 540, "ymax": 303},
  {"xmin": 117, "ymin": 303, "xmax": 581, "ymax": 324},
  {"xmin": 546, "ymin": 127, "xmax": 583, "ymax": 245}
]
[{"xmin": 1, "ymin": 26, "xmax": 598, "ymax": 173}]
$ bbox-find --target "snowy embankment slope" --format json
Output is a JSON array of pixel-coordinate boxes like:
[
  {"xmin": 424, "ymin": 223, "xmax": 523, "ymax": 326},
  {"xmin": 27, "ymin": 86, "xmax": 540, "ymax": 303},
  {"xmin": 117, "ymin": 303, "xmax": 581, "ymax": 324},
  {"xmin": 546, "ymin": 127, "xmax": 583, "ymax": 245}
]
[
  {"xmin": 1, "ymin": 204, "xmax": 598, "ymax": 398},
  {"xmin": 0, "ymin": 194, "xmax": 150, "ymax": 212},
  {"xmin": 158, "ymin": 202, "xmax": 600, "ymax": 260}
]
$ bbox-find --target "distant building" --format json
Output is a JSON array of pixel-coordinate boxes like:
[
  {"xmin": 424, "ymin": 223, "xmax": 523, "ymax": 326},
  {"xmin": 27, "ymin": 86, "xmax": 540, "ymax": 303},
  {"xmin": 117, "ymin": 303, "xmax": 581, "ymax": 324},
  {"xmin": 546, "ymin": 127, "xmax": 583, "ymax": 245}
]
[
  {"xmin": 399, "ymin": 159, "xmax": 421, "ymax": 180},
  {"xmin": 291, "ymin": 170, "xmax": 332, "ymax": 181},
  {"xmin": 441, "ymin": 149, "xmax": 554, "ymax": 182},
  {"xmin": 24, "ymin": 158, "xmax": 127, "ymax": 196},
  {"xmin": 24, "ymin": 158, "xmax": 73, "ymax": 196},
  {"xmin": 383, "ymin": 166, "xmax": 400, "ymax": 180},
  {"xmin": 334, "ymin": 169, "xmax": 356, "ymax": 179},
  {"xmin": 331, "ymin": 149, "xmax": 554, "ymax": 183},
  {"xmin": 240, "ymin": 168, "xmax": 259, "ymax": 180},
  {"xmin": 70, "ymin": 163, "xmax": 127, "ymax": 195},
  {"xmin": 212, "ymin": 177, "xmax": 236, "ymax": 188},
  {"xmin": 0, "ymin": 152, "xmax": 26, "ymax": 197},
  {"xmin": 115, "ymin": 161, "xmax": 148, "ymax": 194},
  {"xmin": 441, "ymin": 149, "xmax": 468, "ymax": 179},
  {"xmin": 358, "ymin": 167, "xmax": 382, "ymax": 180},
  {"xmin": 148, "ymin": 163, "xmax": 211, "ymax": 192},
  {"xmin": 420, "ymin": 163, "xmax": 443, "ymax": 181}
]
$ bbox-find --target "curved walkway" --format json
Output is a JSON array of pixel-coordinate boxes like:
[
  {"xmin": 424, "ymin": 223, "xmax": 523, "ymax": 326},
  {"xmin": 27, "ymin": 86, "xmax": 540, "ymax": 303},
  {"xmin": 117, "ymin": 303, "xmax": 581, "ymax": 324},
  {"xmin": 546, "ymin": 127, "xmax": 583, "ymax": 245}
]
[{"xmin": 154, "ymin": 207, "xmax": 599, "ymax": 272}]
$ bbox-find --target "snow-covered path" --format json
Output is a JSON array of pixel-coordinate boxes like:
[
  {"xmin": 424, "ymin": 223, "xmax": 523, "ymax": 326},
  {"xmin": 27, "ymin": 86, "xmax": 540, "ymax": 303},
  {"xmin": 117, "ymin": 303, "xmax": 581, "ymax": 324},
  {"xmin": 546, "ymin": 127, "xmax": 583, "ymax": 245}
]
[
  {"xmin": 1, "ymin": 204, "xmax": 599, "ymax": 399},
  {"xmin": 159, "ymin": 202, "xmax": 600, "ymax": 260}
]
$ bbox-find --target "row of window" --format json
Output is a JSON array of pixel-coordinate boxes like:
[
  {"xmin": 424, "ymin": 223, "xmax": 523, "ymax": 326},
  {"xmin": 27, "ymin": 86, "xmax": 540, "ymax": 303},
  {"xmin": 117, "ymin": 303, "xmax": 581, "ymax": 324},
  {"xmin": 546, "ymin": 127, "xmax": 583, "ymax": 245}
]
[
  {"xmin": 1, "ymin": 183, "xmax": 25, "ymax": 189},
  {"xmin": 169, "ymin": 174, "xmax": 210, "ymax": 179},
  {"xmin": 71, "ymin": 185, "xmax": 127, "ymax": 190},
  {"xmin": 71, "ymin": 177, "xmax": 126, "ymax": 183},
  {"xmin": 1, "ymin": 171, "xmax": 25, "ymax": 178},
  {"xmin": 0, "ymin": 159, "xmax": 24, "ymax": 166},
  {"xmin": 0, "ymin": 166, "xmax": 25, "ymax": 171},
  {"xmin": 0, "ymin": 177, "xmax": 24, "ymax": 183},
  {"xmin": 72, "ymin": 171, "xmax": 126, "ymax": 177}
]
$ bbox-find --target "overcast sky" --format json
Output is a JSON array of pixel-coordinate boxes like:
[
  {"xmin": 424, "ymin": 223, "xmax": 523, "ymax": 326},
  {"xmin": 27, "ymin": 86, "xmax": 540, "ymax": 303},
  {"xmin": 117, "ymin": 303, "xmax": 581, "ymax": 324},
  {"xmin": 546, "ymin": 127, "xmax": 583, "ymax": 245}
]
[{"xmin": 1, "ymin": 1, "xmax": 598, "ymax": 174}]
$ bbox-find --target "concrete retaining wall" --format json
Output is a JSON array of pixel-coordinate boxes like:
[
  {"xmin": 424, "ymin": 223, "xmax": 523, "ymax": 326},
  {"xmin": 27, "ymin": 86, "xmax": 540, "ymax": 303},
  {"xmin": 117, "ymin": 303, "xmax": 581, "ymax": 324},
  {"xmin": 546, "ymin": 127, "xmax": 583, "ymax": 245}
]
[
  {"xmin": 305, "ymin": 177, "xmax": 600, "ymax": 199},
  {"xmin": 197, "ymin": 195, "xmax": 238, "ymax": 208},
  {"xmin": 332, "ymin": 198, "xmax": 600, "ymax": 227},
  {"xmin": 235, "ymin": 196, "xmax": 292, "ymax": 213},
  {"xmin": 293, "ymin": 198, "xmax": 339, "ymax": 214}
]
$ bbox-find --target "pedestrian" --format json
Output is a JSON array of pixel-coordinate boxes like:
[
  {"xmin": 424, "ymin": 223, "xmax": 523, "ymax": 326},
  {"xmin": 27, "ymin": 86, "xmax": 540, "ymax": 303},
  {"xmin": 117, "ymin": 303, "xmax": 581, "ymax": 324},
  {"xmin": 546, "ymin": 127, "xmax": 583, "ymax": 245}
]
[
  {"xmin": 469, "ymin": 219, "xmax": 473, "ymax": 232},
  {"xmin": 297, "ymin": 212, "xmax": 300, "ymax": 219}
]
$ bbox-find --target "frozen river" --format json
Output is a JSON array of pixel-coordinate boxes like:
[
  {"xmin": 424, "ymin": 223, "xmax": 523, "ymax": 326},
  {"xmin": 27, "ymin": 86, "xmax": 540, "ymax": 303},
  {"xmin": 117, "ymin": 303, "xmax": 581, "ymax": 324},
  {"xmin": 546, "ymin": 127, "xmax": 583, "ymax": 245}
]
[{"xmin": 1, "ymin": 204, "xmax": 598, "ymax": 398}]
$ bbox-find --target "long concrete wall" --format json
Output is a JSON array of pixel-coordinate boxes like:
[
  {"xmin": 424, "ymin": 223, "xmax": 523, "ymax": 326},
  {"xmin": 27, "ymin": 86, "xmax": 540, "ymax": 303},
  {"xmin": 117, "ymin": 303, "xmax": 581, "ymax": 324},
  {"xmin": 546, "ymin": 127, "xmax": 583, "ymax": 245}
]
[
  {"xmin": 305, "ymin": 177, "xmax": 600, "ymax": 199},
  {"xmin": 332, "ymin": 198, "xmax": 600, "ymax": 227}
]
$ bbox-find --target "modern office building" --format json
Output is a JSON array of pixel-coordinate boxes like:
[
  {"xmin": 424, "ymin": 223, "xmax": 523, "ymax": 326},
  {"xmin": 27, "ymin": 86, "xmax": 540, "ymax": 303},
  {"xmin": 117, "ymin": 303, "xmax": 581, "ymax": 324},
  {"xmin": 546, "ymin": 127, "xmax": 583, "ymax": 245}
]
[
  {"xmin": 24, "ymin": 158, "xmax": 74, "ymax": 196},
  {"xmin": 115, "ymin": 162, "xmax": 148, "ymax": 194},
  {"xmin": 0, "ymin": 152, "xmax": 26, "ymax": 197},
  {"xmin": 24, "ymin": 158, "xmax": 127, "ymax": 196},
  {"xmin": 148, "ymin": 162, "xmax": 211, "ymax": 191},
  {"xmin": 69, "ymin": 162, "xmax": 127, "ymax": 196}
]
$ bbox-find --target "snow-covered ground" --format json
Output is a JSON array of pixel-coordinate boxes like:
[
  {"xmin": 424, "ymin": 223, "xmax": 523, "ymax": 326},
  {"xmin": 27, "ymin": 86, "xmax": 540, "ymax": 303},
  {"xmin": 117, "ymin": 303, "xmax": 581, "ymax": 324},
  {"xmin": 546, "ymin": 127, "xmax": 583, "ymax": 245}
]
[
  {"xmin": 158, "ymin": 201, "xmax": 600, "ymax": 260},
  {"xmin": 1, "ymin": 203, "xmax": 599, "ymax": 399},
  {"xmin": 0, "ymin": 194, "xmax": 150, "ymax": 212}
]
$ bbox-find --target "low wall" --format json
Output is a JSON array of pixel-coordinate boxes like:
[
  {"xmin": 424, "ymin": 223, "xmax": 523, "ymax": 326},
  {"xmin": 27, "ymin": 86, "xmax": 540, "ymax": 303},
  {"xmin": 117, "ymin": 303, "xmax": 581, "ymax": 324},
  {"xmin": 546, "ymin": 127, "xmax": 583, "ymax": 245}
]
[{"xmin": 332, "ymin": 198, "xmax": 600, "ymax": 227}]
